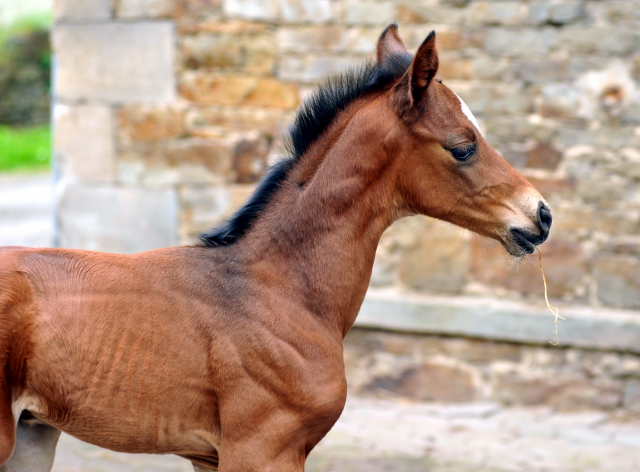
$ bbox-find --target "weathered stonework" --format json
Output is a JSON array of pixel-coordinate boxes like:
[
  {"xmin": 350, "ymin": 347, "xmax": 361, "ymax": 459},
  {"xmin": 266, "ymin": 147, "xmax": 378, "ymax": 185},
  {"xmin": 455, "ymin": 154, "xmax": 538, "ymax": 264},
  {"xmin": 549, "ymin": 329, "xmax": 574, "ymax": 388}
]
[
  {"xmin": 52, "ymin": 0, "xmax": 640, "ymax": 409},
  {"xmin": 344, "ymin": 327, "xmax": 640, "ymax": 413}
]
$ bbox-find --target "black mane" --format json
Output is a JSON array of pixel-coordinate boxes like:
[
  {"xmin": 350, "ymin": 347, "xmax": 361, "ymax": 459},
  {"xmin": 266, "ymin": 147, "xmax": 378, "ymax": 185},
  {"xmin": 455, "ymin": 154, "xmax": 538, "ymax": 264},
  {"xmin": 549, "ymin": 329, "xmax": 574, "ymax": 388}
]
[{"xmin": 198, "ymin": 52, "xmax": 413, "ymax": 247}]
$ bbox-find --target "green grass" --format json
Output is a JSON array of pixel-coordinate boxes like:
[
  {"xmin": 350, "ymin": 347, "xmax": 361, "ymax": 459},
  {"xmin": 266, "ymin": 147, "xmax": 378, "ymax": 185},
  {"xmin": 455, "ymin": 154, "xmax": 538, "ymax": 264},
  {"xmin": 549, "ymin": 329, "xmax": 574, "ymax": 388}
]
[
  {"xmin": 0, "ymin": 16, "xmax": 52, "ymax": 173},
  {"xmin": 0, "ymin": 13, "xmax": 52, "ymax": 47},
  {"xmin": 0, "ymin": 125, "xmax": 51, "ymax": 172}
]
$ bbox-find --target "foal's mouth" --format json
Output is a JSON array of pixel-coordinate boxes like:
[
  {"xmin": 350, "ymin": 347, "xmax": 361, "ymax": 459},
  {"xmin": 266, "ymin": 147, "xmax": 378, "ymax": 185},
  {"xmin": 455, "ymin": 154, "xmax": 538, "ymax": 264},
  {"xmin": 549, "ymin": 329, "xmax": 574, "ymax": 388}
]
[{"xmin": 509, "ymin": 228, "xmax": 548, "ymax": 256}]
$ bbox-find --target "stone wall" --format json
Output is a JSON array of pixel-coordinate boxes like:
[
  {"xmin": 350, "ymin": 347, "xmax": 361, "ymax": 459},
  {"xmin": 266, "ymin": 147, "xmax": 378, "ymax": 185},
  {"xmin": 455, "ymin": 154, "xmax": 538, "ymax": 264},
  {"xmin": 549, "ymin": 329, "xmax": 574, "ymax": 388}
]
[
  {"xmin": 51, "ymin": 0, "xmax": 640, "ymax": 408},
  {"xmin": 344, "ymin": 327, "xmax": 640, "ymax": 414}
]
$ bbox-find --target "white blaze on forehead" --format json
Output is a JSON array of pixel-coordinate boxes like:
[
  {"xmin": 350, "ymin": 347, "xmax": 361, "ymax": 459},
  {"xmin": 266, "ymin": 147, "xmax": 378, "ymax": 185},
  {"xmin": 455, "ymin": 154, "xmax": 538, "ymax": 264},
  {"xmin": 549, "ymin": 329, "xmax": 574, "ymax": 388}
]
[{"xmin": 454, "ymin": 93, "xmax": 481, "ymax": 133}]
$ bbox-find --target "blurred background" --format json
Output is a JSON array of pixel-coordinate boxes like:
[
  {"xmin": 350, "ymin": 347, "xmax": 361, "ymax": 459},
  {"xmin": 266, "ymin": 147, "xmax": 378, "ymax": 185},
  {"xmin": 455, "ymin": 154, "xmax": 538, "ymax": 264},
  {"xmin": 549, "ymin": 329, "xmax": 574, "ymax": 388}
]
[{"xmin": 2, "ymin": 0, "xmax": 640, "ymax": 470}]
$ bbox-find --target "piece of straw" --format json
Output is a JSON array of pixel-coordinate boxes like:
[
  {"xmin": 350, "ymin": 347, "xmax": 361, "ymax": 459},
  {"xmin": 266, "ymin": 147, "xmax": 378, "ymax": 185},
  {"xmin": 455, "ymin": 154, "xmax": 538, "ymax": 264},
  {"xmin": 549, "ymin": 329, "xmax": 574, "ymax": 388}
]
[{"xmin": 536, "ymin": 246, "xmax": 565, "ymax": 345}]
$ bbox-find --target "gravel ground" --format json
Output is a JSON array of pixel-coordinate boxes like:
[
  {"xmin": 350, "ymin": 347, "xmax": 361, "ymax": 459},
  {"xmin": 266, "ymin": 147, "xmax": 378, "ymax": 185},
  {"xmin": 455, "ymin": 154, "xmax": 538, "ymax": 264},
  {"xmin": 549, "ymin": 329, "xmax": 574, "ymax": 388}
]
[
  {"xmin": 51, "ymin": 397, "xmax": 640, "ymax": 472},
  {"xmin": 3, "ymin": 174, "xmax": 640, "ymax": 472}
]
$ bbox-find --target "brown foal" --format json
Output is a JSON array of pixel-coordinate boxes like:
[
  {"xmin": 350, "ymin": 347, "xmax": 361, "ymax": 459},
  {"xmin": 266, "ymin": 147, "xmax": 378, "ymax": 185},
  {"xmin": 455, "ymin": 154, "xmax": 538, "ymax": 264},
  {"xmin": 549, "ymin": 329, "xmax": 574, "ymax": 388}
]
[{"xmin": 0, "ymin": 24, "xmax": 551, "ymax": 472}]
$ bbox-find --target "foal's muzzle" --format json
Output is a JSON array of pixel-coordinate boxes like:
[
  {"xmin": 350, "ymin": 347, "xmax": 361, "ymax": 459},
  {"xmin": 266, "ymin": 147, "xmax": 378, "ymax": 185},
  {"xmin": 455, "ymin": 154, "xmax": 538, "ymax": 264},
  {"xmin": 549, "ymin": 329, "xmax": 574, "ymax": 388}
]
[{"xmin": 510, "ymin": 202, "xmax": 552, "ymax": 254}]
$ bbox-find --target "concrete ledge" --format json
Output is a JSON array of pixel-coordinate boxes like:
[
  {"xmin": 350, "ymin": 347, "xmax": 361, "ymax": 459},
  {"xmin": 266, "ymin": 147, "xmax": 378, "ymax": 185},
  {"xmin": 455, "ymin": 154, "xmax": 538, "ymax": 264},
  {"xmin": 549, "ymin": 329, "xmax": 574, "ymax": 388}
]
[{"xmin": 356, "ymin": 290, "xmax": 640, "ymax": 354}]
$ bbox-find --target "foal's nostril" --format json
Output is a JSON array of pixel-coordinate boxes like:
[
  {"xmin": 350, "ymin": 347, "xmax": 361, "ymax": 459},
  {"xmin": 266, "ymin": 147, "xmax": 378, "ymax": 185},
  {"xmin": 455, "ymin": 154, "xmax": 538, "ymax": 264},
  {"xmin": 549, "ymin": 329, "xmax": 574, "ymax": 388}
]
[{"xmin": 537, "ymin": 202, "xmax": 552, "ymax": 234}]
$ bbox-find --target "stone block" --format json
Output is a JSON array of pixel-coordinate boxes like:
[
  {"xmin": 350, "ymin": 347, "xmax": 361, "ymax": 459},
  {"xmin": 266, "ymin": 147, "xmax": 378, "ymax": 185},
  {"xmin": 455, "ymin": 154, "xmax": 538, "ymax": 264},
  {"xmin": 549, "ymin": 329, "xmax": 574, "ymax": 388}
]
[
  {"xmin": 277, "ymin": 26, "xmax": 348, "ymax": 54},
  {"xmin": 529, "ymin": 1, "xmax": 584, "ymax": 26},
  {"xmin": 621, "ymin": 103, "xmax": 640, "ymax": 124},
  {"xmin": 392, "ymin": 218, "xmax": 470, "ymax": 294},
  {"xmin": 535, "ymin": 83, "xmax": 583, "ymax": 120},
  {"xmin": 492, "ymin": 373, "xmax": 551, "ymax": 406},
  {"xmin": 175, "ymin": 0, "xmax": 222, "ymax": 17},
  {"xmin": 396, "ymin": 4, "xmax": 465, "ymax": 25},
  {"xmin": 117, "ymin": 138, "xmax": 234, "ymax": 186},
  {"xmin": 623, "ymin": 380, "xmax": 640, "ymax": 412},
  {"xmin": 180, "ymin": 73, "xmax": 258, "ymax": 105},
  {"xmin": 443, "ymin": 339, "xmax": 523, "ymax": 364},
  {"xmin": 482, "ymin": 116, "xmax": 557, "ymax": 148},
  {"xmin": 484, "ymin": 28, "xmax": 557, "ymax": 57},
  {"xmin": 231, "ymin": 131, "xmax": 270, "ymax": 183},
  {"xmin": 222, "ymin": 0, "xmax": 279, "ymax": 21},
  {"xmin": 184, "ymin": 106, "xmax": 291, "ymax": 139},
  {"xmin": 512, "ymin": 59, "xmax": 570, "ymax": 84},
  {"xmin": 594, "ymin": 255, "xmax": 640, "ymax": 309},
  {"xmin": 118, "ymin": 105, "xmax": 186, "ymax": 143},
  {"xmin": 632, "ymin": 55, "xmax": 640, "ymax": 81},
  {"xmin": 178, "ymin": 19, "xmax": 269, "ymax": 35},
  {"xmin": 552, "ymin": 204, "xmax": 640, "ymax": 238},
  {"xmin": 585, "ymin": 1, "xmax": 640, "ymax": 26},
  {"xmin": 180, "ymin": 72, "xmax": 299, "ymax": 109},
  {"xmin": 181, "ymin": 31, "xmax": 277, "ymax": 74},
  {"xmin": 470, "ymin": 237, "xmax": 587, "ymax": 298},
  {"xmin": 437, "ymin": 54, "xmax": 474, "ymax": 81},
  {"xmin": 278, "ymin": 55, "xmax": 360, "ymax": 83},
  {"xmin": 522, "ymin": 175, "xmax": 577, "ymax": 200},
  {"xmin": 344, "ymin": 1, "xmax": 395, "ymax": 25},
  {"xmin": 244, "ymin": 78, "xmax": 300, "ymax": 109},
  {"xmin": 54, "ymin": 104, "xmax": 115, "ymax": 182},
  {"xmin": 575, "ymin": 175, "xmax": 632, "ymax": 208},
  {"xmin": 548, "ymin": 380, "xmax": 623, "ymax": 411},
  {"xmin": 456, "ymin": 83, "xmax": 532, "ymax": 116},
  {"xmin": 464, "ymin": 2, "xmax": 529, "ymax": 26},
  {"xmin": 57, "ymin": 184, "xmax": 178, "ymax": 253},
  {"xmin": 603, "ymin": 237, "xmax": 640, "ymax": 258},
  {"xmin": 117, "ymin": 0, "xmax": 177, "ymax": 18},
  {"xmin": 346, "ymin": 27, "xmax": 384, "ymax": 55},
  {"xmin": 558, "ymin": 27, "xmax": 638, "ymax": 55},
  {"xmin": 54, "ymin": 0, "xmax": 112, "ymax": 20},
  {"xmin": 178, "ymin": 186, "xmax": 232, "ymax": 244},
  {"xmin": 364, "ymin": 361, "xmax": 478, "ymax": 402},
  {"xmin": 468, "ymin": 55, "xmax": 510, "ymax": 81},
  {"xmin": 395, "ymin": 2, "xmax": 428, "ymax": 23},
  {"xmin": 280, "ymin": 0, "xmax": 334, "ymax": 23},
  {"xmin": 515, "ymin": 141, "xmax": 563, "ymax": 169},
  {"xmin": 493, "ymin": 373, "xmax": 622, "ymax": 410},
  {"xmin": 53, "ymin": 22, "xmax": 176, "ymax": 103},
  {"xmin": 403, "ymin": 25, "xmax": 475, "ymax": 51},
  {"xmin": 178, "ymin": 184, "xmax": 256, "ymax": 244}
]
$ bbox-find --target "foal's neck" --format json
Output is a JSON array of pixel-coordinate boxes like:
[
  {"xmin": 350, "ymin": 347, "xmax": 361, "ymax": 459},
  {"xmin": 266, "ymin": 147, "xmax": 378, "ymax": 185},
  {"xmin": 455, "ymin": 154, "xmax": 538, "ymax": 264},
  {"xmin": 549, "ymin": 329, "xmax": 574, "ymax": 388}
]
[{"xmin": 244, "ymin": 98, "xmax": 400, "ymax": 337}]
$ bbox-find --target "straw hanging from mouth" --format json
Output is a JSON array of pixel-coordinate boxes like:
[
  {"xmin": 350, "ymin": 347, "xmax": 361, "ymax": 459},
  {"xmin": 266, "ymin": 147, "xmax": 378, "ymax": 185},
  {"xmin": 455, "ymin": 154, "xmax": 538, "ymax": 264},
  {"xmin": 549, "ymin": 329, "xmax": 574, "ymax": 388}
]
[{"xmin": 536, "ymin": 246, "xmax": 565, "ymax": 346}]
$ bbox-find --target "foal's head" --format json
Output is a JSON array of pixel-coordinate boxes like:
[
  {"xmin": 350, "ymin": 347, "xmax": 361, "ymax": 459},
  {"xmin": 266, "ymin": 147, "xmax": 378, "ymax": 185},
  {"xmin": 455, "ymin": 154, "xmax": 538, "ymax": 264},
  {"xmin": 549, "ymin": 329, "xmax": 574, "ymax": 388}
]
[{"xmin": 379, "ymin": 24, "xmax": 551, "ymax": 256}]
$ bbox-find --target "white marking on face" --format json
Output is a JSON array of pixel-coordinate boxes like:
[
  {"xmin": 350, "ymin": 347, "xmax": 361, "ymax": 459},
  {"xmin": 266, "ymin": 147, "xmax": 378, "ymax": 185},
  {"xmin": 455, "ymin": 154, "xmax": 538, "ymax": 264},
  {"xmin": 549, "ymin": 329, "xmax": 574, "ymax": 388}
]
[{"xmin": 454, "ymin": 93, "xmax": 481, "ymax": 133}]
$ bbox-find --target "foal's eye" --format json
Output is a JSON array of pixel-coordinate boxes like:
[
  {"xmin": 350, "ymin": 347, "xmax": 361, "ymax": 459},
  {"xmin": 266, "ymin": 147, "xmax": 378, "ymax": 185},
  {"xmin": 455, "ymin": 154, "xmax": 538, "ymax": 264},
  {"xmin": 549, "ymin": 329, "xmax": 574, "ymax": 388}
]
[{"xmin": 450, "ymin": 143, "xmax": 477, "ymax": 162}]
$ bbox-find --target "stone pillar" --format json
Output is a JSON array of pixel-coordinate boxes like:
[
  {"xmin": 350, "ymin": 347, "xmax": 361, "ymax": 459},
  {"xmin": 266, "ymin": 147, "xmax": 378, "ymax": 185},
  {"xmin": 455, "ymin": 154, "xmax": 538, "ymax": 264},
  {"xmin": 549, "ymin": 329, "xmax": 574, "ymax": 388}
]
[{"xmin": 52, "ymin": 0, "xmax": 179, "ymax": 253}]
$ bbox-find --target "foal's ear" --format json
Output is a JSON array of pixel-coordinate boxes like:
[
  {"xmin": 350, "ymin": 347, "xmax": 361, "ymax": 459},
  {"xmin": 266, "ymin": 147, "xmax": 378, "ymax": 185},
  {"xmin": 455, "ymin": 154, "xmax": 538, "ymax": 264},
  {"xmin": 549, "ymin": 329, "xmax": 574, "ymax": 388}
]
[
  {"xmin": 376, "ymin": 22, "xmax": 407, "ymax": 67},
  {"xmin": 409, "ymin": 31, "xmax": 438, "ymax": 104}
]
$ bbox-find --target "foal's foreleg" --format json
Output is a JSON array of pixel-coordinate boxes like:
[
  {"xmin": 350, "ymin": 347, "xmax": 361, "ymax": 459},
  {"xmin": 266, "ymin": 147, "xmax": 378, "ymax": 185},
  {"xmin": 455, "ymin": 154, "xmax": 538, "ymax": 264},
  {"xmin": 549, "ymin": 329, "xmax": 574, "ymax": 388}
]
[
  {"xmin": 218, "ymin": 445, "xmax": 305, "ymax": 472},
  {"xmin": 0, "ymin": 382, "xmax": 15, "ymax": 466},
  {"xmin": 0, "ymin": 413, "xmax": 61, "ymax": 472}
]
